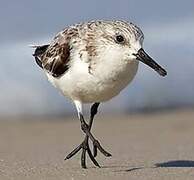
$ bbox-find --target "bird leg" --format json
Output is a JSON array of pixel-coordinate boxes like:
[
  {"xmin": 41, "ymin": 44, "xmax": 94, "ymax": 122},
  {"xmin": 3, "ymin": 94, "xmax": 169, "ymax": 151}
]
[{"xmin": 65, "ymin": 103, "xmax": 111, "ymax": 168}]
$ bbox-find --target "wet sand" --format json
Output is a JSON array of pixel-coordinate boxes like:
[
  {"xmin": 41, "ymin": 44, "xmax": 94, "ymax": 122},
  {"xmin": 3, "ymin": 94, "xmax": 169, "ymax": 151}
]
[{"xmin": 0, "ymin": 110, "xmax": 194, "ymax": 180}]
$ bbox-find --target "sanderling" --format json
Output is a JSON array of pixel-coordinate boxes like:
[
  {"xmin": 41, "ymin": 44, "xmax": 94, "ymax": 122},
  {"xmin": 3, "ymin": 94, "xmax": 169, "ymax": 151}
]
[{"xmin": 32, "ymin": 20, "xmax": 167, "ymax": 168}]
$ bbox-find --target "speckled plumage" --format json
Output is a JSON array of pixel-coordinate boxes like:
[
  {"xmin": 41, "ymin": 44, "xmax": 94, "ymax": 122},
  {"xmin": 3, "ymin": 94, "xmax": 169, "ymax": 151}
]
[
  {"xmin": 33, "ymin": 20, "xmax": 145, "ymax": 102},
  {"xmin": 34, "ymin": 20, "xmax": 143, "ymax": 77}
]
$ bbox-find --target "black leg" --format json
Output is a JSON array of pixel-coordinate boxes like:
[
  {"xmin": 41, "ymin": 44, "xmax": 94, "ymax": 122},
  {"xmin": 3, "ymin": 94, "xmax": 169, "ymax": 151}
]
[
  {"xmin": 88, "ymin": 103, "xmax": 112, "ymax": 157},
  {"xmin": 89, "ymin": 103, "xmax": 100, "ymax": 157},
  {"xmin": 65, "ymin": 103, "xmax": 111, "ymax": 168}
]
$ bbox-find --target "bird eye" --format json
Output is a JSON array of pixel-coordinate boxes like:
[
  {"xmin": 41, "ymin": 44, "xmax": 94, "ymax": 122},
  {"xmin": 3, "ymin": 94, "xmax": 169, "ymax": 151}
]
[{"xmin": 115, "ymin": 35, "xmax": 125, "ymax": 44}]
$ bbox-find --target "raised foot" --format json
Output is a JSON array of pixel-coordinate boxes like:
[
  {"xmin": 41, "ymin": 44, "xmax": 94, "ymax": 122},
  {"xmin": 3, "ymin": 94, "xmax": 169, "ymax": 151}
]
[{"xmin": 64, "ymin": 138, "xmax": 112, "ymax": 168}]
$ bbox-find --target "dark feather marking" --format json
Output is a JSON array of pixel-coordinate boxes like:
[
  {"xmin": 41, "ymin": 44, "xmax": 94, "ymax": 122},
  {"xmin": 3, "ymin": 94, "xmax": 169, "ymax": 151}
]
[
  {"xmin": 43, "ymin": 43, "xmax": 70, "ymax": 78},
  {"xmin": 33, "ymin": 45, "xmax": 49, "ymax": 69},
  {"xmin": 35, "ymin": 56, "xmax": 43, "ymax": 68},
  {"xmin": 33, "ymin": 45, "xmax": 49, "ymax": 56},
  {"xmin": 39, "ymin": 26, "xmax": 80, "ymax": 78}
]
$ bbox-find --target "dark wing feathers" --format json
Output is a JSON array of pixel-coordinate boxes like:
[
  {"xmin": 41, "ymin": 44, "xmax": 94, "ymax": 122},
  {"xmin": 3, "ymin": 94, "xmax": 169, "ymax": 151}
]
[
  {"xmin": 33, "ymin": 25, "xmax": 80, "ymax": 77},
  {"xmin": 33, "ymin": 45, "xmax": 49, "ymax": 69},
  {"xmin": 43, "ymin": 43, "xmax": 70, "ymax": 78},
  {"xmin": 33, "ymin": 44, "xmax": 49, "ymax": 57},
  {"xmin": 33, "ymin": 41, "xmax": 70, "ymax": 78}
]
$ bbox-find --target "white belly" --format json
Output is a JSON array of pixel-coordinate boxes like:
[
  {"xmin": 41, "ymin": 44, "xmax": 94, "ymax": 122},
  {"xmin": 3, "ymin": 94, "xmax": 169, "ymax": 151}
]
[{"xmin": 46, "ymin": 59, "xmax": 139, "ymax": 103}]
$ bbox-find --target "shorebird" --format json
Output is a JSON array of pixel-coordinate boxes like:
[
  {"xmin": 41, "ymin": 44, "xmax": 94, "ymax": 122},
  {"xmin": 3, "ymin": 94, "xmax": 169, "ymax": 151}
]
[{"xmin": 32, "ymin": 20, "xmax": 167, "ymax": 168}]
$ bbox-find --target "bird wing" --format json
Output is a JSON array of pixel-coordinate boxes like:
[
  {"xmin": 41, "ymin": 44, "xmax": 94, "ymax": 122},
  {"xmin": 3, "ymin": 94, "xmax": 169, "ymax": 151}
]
[
  {"xmin": 33, "ymin": 33, "xmax": 72, "ymax": 78},
  {"xmin": 41, "ymin": 41, "xmax": 70, "ymax": 78},
  {"xmin": 32, "ymin": 44, "xmax": 49, "ymax": 69},
  {"xmin": 32, "ymin": 24, "xmax": 81, "ymax": 78}
]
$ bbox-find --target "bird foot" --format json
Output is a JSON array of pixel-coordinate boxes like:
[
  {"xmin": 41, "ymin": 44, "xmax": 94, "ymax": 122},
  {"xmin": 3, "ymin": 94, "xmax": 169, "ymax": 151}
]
[{"xmin": 64, "ymin": 137, "xmax": 111, "ymax": 168}]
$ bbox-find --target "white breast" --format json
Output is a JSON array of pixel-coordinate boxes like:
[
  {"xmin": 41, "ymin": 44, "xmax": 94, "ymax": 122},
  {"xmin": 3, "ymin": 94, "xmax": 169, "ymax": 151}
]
[{"xmin": 46, "ymin": 48, "xmax": 139, "ymax": 103}]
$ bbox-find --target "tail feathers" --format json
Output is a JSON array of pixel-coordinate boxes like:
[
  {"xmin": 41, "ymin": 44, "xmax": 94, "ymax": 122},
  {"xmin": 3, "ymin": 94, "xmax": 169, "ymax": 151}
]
[{"xmin": 31, "ymin": 44, "xmax": 49, "ymax": 69}]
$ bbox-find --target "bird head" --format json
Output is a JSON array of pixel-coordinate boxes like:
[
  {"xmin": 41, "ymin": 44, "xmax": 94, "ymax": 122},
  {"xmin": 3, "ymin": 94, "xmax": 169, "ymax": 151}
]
[{"xmin": 95, "ymin": 20, "xmax": 167, "ymax": 77}]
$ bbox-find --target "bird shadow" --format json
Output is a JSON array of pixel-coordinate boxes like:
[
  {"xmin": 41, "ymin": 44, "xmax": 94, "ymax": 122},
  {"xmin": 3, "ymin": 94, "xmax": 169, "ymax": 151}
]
[
  {"xmin": 155, "ymin": 160, "xmax": 194, "ymax": 168},
  {"xmin": 111, "ymin": 160, "xmax": 194, "ymax": 172}
]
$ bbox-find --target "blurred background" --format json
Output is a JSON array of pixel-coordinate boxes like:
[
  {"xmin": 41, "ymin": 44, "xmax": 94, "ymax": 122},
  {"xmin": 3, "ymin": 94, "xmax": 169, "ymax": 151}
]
[{"xmin": 0, "ymin": 0, "xmax": 194, "ymax": 119}]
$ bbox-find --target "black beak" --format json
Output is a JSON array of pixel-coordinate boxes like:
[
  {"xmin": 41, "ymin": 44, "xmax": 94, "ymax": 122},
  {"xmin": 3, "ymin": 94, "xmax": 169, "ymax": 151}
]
[{"xmin": 133, "ymin": 48, "xmax": 167, "ymax": 77}]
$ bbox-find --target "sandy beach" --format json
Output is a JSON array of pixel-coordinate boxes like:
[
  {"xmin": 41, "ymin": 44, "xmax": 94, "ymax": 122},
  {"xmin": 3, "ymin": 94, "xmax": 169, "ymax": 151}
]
[{"xmin": 0, "ymin": 109, "xmax": 194, "ymax": 180}]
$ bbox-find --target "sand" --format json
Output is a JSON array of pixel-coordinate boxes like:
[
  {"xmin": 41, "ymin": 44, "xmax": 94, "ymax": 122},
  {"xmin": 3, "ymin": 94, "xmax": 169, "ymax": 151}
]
[{"xmin": 0, "ymin": 110, "xmax": 194, "ymax": 180}]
